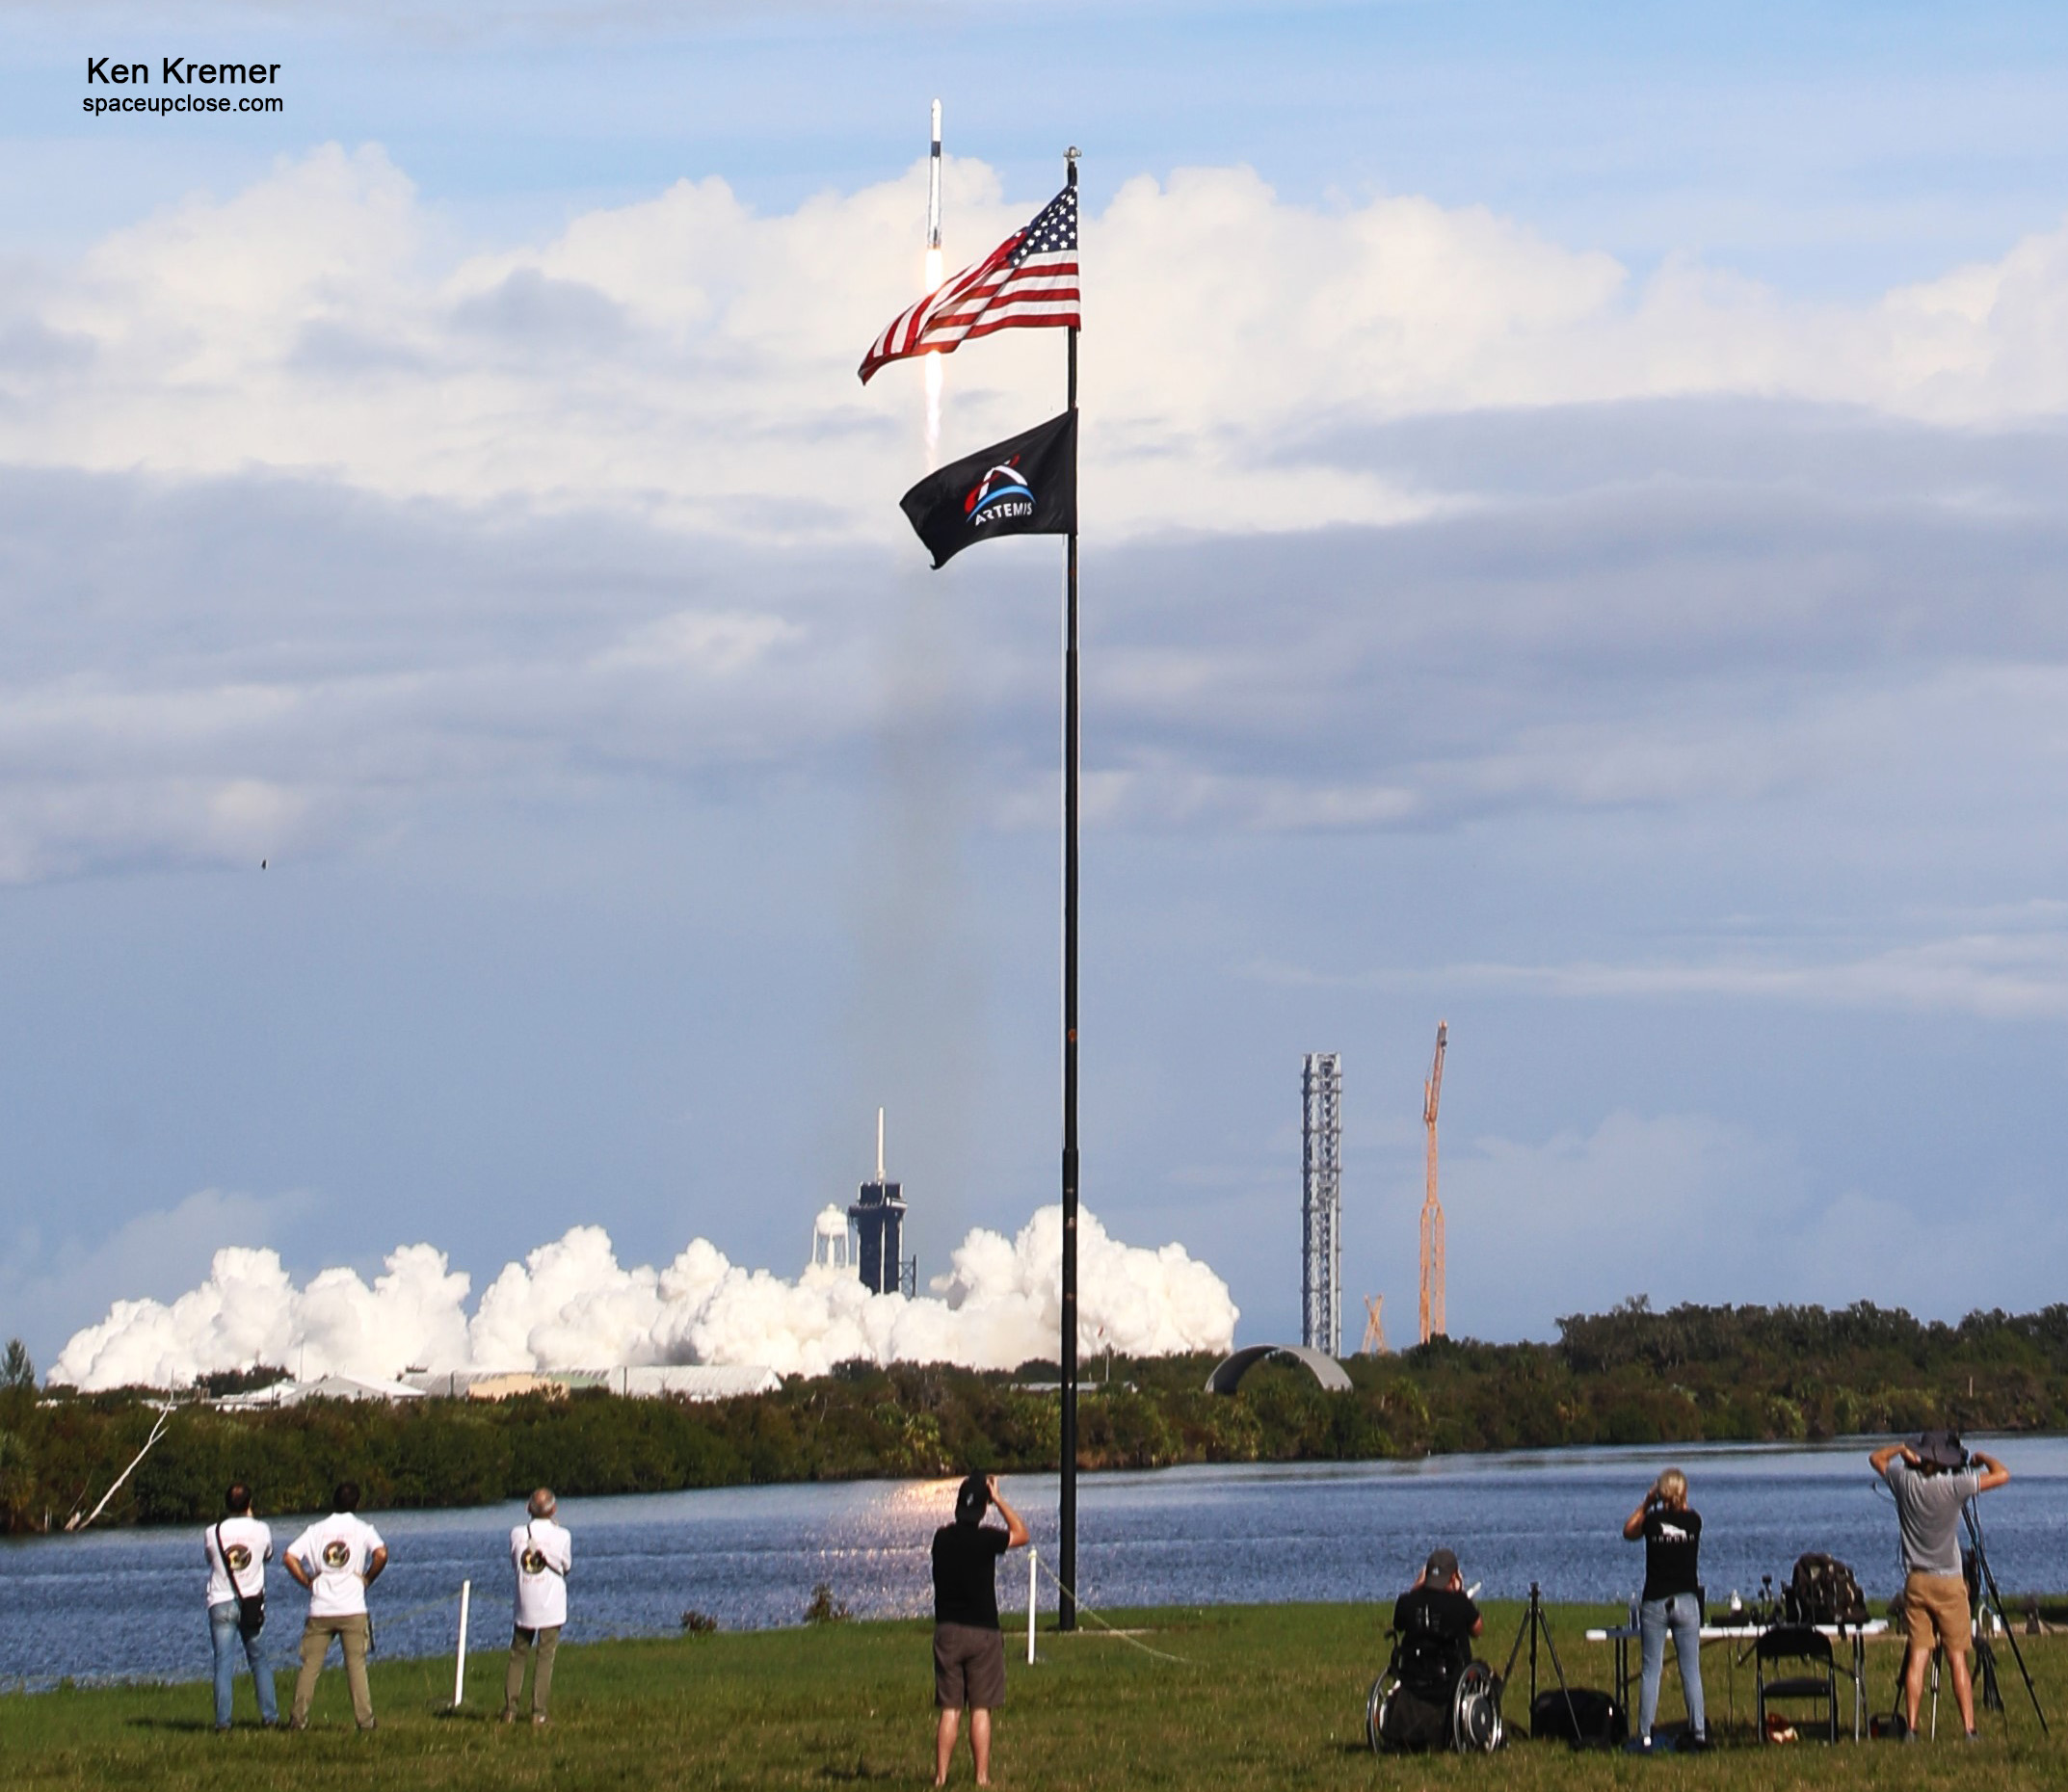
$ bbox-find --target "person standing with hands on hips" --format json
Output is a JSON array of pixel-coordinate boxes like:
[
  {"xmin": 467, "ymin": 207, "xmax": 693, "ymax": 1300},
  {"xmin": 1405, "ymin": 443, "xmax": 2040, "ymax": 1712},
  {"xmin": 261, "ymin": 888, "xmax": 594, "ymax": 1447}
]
[
  {"xmin": 506, "ymin": 1487, "xmax": 570, "ymax": 1725},
  {"xmin": 931, "ymin": 1473, "xmax": 1029, "ymax": 1788},
  {"xmin": 284, "ymin": 1481, "xmax": 386, "ymax": 1731},
  {"xmin": 1621, "ymin": 1467, "xmax": 1707, "ymax": 1752}
]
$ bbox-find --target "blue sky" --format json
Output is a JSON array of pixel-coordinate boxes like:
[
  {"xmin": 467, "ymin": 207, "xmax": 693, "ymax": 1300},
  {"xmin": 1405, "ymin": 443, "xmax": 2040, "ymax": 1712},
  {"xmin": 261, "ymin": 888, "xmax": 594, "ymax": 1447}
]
[{"xmin": 6, "ymin": 0, "xmax": 2068, "ymax": 1372}]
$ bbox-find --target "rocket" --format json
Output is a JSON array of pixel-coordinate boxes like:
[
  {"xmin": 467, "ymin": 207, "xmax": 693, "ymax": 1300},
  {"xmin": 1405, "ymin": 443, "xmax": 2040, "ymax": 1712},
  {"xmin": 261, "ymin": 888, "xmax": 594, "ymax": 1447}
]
[{"xmin": 927, "ymin": 98, "xmax": 942, "ymax": 250}]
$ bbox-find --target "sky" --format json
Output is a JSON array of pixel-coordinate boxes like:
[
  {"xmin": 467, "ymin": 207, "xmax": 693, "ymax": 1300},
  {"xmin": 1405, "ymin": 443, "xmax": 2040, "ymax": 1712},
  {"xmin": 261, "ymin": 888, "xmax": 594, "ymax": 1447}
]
[{"xmin": 5, "ymin": 0, "xmax": 2068, "ymax": 1373}]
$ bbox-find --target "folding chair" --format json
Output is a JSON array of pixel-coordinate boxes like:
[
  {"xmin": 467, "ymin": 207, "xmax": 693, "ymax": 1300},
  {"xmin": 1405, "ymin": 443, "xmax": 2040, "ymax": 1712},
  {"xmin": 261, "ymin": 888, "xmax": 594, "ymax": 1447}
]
[{"xmin": 1755, "ymin": 1624, "xmax": 1839, "ymax": 1743}]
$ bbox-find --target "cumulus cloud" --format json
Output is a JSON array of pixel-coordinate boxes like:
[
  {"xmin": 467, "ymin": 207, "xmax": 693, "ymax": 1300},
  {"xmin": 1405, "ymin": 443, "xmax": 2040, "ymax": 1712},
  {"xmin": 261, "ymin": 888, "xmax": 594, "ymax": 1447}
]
[
  {"xmin": 46, "ymin": 1205, "xmax": 1238, "ymax": 1390},
  {"xmin": 7, "ymin": 146, "xmax": 2068, "ymax": 546}
]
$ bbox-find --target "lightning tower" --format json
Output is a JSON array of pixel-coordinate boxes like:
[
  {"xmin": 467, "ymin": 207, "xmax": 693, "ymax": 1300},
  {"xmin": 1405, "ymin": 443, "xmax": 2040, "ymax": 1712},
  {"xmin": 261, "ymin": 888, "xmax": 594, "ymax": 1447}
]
[
  {"xmin": 1301, "ymin": 1052, "xmax": 1343, "ymax": 1357},
  {"xmin": 1418, "ymin": 1022, "xmax": 1447, "ymax": 1343}
]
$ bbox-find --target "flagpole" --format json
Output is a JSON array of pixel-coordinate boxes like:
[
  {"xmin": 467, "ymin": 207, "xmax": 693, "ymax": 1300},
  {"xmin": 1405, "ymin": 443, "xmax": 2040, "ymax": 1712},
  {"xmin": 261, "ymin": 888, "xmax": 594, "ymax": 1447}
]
[{"xmin": 1058, "ymin": 144, "xmax": 1081, "ymax": 1635}]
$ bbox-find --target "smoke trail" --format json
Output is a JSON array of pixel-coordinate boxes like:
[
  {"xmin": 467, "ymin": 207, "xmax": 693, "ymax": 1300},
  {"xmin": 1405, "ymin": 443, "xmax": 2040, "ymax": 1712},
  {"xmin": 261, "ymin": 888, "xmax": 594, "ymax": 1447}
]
[{"xmin": 47, "ymin": 1205, "xmax": 1238, "ymax": 1390}]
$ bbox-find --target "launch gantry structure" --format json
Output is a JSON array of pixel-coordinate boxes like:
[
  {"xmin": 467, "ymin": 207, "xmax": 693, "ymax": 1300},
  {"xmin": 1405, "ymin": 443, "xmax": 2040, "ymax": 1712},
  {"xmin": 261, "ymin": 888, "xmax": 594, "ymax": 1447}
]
[{"xmin": 1301, "ymin": 1052, "xmax": 1343, "ymax": 1357}]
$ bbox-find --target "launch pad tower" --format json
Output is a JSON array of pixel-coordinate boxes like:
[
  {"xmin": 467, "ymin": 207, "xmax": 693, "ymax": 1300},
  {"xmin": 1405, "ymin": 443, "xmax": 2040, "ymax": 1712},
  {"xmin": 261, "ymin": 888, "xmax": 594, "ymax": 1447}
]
[
  {"xmin": 850, "ymin": 1108, "xmax": 916, "ymax": 1297},
  {"xmin": 1301, "ymin": 1053, "xmax": 1343, "ymax": 1357}
]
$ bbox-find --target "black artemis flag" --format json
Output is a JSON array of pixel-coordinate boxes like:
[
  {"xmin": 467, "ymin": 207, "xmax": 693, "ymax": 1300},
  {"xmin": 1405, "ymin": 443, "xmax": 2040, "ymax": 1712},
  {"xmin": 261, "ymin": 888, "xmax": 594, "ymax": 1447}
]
[{"xmin": 899, "ymin": 410, "xmax": 1077, "ymax": 568}]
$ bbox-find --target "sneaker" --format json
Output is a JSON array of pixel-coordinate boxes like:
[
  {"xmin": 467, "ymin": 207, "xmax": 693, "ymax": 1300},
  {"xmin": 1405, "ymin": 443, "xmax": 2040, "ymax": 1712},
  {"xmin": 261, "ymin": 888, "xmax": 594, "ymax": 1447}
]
[
  {"xmin": 531, "ymin": 1713, "xmax": 549, "ymax": 1727},
  {"xmin": 1674, "ymin": 1732, "xmax": 1710, "ymax": 1753},
  {"xmin": 1965, "ymin": 1729, "xmax": 1981, "ymax": 1743},
  {"xmin": 1623, "ymin": 1735, "xmax": 1654, "ymax": 1754}
]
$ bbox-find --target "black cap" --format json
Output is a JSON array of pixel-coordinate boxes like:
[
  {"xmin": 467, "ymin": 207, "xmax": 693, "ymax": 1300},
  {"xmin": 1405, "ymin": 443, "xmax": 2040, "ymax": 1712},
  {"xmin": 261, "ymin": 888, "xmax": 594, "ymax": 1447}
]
[{"xmin": 1425, "ymin": 1547, "xmax": 1460, "ymax": 1580}]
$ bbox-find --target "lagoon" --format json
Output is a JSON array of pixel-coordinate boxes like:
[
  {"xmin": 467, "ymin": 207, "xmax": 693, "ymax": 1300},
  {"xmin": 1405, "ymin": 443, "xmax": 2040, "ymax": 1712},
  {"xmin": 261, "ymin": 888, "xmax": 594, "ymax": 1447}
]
[{"xmin": 6, "ymin": 1436, "xmax": 2066, "ymax": 1687}]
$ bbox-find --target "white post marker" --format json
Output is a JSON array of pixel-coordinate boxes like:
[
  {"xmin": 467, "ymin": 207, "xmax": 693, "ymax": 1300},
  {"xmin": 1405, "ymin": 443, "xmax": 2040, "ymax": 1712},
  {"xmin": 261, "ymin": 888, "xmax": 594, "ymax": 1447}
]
[
  {"xmin": 1027, "ymin": 1548, "xmax": 1039, "ymax": 1664},
  {"xmin": 454, "ymin": 1578, "xmax": 472, "ymax": 1706}
]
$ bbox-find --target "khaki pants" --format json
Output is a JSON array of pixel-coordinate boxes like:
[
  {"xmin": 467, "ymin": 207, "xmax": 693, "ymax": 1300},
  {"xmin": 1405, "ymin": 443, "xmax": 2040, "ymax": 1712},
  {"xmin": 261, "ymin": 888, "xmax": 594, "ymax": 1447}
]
[
  {"xmin": 292, "ymin": 1613, "xmax": 374, "ymax": 1729},
  {"xmin": 506, "ymin": 1624, "xmax": 561, "ymax": 1718}
]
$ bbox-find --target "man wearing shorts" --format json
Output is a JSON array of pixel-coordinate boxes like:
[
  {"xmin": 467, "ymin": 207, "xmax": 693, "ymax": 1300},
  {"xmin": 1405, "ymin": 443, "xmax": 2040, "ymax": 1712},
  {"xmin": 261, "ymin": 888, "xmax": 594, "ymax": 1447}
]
[
  {"xmin": 930, "ymin": 1473, "xmax": 1028, "ymax": 1787},
  {"xmin": 1870, "ymin": 1431, "xmax": 2008, "ymax": 1741}
]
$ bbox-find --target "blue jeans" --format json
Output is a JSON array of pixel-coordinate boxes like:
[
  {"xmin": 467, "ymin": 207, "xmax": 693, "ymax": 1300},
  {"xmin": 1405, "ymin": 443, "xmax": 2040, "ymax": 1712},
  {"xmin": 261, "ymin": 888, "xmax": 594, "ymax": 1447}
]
[
  {"xmin": 210, "ymin": 1601, "xmax": 278, "ymax": 1728},
  {"xmin": 1638, "ymin": 1594, "xmax": 1705, "ymax": 1741}
]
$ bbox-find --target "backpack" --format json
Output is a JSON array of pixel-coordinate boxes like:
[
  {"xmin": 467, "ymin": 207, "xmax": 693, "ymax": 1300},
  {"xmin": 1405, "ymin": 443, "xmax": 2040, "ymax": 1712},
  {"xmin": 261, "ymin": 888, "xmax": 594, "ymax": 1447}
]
[
  {"xmin": 1785, "ymin": 1552, "xmax": 1868, "ymax": 1626},
  {"xmin": 1530, "ymin": 1686, "xmax": 1628, "ymax": 1748}
]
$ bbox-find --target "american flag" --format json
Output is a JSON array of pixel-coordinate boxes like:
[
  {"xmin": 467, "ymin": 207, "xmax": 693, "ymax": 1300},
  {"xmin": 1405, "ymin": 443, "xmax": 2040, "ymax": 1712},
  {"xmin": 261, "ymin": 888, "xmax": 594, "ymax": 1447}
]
[{"xmin": 858, "ymin": 185, "xmax": 1080, "ymax": 384}]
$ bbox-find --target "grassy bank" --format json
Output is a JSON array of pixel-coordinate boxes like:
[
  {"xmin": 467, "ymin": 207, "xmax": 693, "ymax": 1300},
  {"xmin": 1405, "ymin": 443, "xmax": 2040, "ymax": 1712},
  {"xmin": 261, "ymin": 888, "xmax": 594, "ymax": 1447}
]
[{"xmin": 4, "ymin": 1601, "xmax": 2064, "ymax": 1789}]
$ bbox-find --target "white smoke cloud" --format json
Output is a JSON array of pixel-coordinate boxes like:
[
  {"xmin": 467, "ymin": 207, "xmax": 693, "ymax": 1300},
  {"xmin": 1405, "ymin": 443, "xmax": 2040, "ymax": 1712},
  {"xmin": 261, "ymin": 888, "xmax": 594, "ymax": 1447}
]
[{"xmin": 46, "ymin": 1205, "xmax": 1238, "ymax": 1391}]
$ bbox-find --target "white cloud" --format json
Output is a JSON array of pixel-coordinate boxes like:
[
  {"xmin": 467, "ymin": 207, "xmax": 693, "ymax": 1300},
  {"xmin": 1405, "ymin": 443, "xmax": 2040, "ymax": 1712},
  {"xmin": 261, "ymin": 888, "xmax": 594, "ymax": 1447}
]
[
  {"xmin": 46, "ymin": 1205, "xmax": 1238, "ymax": 1389},
  {"xmin": 8, "ymin": 147, "xmax": 2068, "ymax": 549}
]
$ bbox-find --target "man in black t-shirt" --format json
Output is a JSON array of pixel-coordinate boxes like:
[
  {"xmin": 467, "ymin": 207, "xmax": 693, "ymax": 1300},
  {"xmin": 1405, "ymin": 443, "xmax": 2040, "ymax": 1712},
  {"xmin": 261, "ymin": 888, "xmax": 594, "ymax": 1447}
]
[
  {"xmin": 1391, "ymin": 1547, "xmax": 1483, "ymax": 1702},
  {"xmin": 930, "ymin": 1474, "xmax": 1029, "ymax": 1787}
]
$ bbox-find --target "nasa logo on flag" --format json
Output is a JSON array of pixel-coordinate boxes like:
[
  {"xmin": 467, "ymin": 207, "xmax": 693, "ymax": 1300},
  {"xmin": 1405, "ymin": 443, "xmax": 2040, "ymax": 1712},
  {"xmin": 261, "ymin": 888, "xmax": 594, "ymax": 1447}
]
[
  {"xmin": 965, "ymin": 459, "xmax": 1035, "ymax": 527},
  {"xmin": 900, "ymin": 410, "xmax": 1077, "ymax": 567}
]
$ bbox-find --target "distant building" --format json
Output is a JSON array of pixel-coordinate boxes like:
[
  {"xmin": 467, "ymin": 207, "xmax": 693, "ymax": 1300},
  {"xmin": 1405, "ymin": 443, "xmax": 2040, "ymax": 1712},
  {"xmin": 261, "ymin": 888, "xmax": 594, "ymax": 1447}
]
[
  {"xmin": 213, "ymin": 1374, "xmax": 426, "ymax": 1410},
  {"xmin": 400, "ymin": 1366, "xmax": 780, "ymax": 1402}
]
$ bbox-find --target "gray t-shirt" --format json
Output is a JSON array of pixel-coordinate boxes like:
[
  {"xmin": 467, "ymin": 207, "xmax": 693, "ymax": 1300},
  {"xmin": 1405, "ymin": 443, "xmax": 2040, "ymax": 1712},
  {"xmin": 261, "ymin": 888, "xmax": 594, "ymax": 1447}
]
[{"xmin": 1883, "ymin": 1459, "xmax": 1982, "ymax": 1577}]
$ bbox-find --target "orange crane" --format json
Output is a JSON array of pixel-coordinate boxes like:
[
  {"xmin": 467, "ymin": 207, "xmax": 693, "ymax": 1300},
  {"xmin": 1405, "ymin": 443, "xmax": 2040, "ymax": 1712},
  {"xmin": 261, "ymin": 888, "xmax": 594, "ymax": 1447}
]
[{"xmin": 1418, "ymin": 1021, "xmax": 1447, "ymax": 1344}]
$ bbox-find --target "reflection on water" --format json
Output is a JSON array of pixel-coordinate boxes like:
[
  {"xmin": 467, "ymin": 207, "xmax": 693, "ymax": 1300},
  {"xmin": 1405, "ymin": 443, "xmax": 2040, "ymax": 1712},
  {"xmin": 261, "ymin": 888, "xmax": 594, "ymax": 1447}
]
[{"xmin": 5, "ymin": 1436, "xmax": 2065, "ymax": 1687}]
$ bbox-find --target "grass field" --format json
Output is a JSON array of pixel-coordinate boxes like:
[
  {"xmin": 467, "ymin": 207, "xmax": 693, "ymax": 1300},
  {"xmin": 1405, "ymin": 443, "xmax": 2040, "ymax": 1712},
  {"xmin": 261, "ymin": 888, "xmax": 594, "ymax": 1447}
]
[{"xmin": 4, "ymin": 1601, "xmax": 2064, "ymax": 1789}]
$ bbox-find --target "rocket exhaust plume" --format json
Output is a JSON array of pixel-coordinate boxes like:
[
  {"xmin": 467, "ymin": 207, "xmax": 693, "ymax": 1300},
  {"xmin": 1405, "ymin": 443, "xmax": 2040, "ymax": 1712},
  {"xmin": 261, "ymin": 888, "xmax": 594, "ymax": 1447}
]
[
  {"xmin": 47, "ymin": 1207, "xmax": 1239, "ymax": 1389},
  {"xmin": 924, "ymin": 98, "xmax": 944, "ymax": 466}
]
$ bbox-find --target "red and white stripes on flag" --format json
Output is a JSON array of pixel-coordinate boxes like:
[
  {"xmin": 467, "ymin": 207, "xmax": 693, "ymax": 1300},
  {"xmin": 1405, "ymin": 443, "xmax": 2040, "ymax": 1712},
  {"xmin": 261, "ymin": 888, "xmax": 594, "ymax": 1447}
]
[{"xmin": 858, "ymin": 185, "xmax": 1079, "ymax": 384}]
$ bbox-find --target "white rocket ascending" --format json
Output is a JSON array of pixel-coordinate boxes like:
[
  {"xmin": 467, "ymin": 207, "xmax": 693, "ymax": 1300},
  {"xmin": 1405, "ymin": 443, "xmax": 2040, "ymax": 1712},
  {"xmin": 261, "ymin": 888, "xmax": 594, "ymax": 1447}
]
[
  {"xmin": 927, "ymin": 98, "xmax": 942, "ymax": 250},
  {"xmin": 923, "ymin": 100, "xmax": 944, "ymax": 465}
]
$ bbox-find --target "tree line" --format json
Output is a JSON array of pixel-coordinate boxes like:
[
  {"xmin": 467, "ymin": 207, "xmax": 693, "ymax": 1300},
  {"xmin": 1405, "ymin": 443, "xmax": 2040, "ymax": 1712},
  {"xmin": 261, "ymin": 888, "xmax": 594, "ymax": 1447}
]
[{"xmin": 4, "ymin": 1296, "xmax": 2066, "ymax": 1533}]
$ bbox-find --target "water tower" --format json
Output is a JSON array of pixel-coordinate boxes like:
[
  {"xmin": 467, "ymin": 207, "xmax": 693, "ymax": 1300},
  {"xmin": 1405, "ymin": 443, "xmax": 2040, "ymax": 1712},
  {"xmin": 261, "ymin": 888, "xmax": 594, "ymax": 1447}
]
[{"xmin": 810, "ymin": 1205, "xmax": 853, "ymax": 1273}]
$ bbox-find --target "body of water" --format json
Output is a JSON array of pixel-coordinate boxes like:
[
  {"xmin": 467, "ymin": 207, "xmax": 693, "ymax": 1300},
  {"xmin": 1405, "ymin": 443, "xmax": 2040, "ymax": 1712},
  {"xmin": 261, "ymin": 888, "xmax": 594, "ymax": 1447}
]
[{"xmin": 5, "ymin": 1436, "xmax": 2064, "ymax": 1687}]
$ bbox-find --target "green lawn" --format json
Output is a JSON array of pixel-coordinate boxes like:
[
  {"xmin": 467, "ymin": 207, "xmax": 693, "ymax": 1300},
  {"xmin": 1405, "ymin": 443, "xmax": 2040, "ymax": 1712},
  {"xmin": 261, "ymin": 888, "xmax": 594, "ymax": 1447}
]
[{"xmin": 3, "ymin": 1601, "xmax": 2063, "ymax": 1789}]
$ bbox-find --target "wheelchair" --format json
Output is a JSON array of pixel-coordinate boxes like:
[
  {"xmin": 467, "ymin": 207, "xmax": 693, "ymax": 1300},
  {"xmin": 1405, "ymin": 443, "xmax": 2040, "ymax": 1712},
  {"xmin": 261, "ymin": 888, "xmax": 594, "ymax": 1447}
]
[{"xmin": 1367, "ymin": 1630, "xmax": 1505, "ymax": 1753}]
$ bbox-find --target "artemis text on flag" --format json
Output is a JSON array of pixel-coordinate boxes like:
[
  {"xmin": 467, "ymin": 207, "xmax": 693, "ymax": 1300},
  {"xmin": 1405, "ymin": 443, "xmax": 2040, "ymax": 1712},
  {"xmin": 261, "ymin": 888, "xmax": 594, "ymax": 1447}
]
[
  {"xmin": 859, "ymin": 187, "xmax": 1080, "ymax": 384},
  {"xmin": 899, "ymin": 411, "xmax": 1078, "ymax": 567}
]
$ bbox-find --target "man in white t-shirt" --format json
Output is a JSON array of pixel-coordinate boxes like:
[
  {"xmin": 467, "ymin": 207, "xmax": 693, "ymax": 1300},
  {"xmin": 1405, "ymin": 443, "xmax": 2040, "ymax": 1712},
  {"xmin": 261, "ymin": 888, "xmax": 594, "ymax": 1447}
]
[
  {"xmin": 204, "ymin": 1481, "xmax": 278, "ymax": 1730},
  {"xmin": 284, "ymin": 1480, "xmax": 388, "ymax": 1730},
  {"xmin": 505, "ymin": 1487, "xmax": 571, "ymax": 1725}
]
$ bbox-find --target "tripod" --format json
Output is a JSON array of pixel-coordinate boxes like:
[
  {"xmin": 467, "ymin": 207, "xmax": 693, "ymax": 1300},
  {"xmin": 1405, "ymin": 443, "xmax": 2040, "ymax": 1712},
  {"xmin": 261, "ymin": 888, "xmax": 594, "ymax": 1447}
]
[
  {"xmin": 1963, "ymin": 1498, "xmax": 2047, "ymax": 1733},
  {"xmin": 1500, "ymin": 1583, "xmax": 1582, "ymax": 1738}
]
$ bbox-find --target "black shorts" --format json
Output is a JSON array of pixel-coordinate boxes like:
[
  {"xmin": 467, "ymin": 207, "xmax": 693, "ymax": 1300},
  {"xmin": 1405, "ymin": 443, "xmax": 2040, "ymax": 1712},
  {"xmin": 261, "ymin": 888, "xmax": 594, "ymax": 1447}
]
[{"xmin": 934, "ymin": 1622, "xmax": 1006, "ymax": 1710}]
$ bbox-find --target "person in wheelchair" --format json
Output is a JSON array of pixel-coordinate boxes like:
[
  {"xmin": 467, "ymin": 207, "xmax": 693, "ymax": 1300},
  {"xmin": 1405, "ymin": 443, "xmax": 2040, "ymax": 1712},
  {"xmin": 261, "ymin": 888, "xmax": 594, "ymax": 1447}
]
[{"xmin": 1371, "ymin": 1547, "xmax": 1501, "ymax": 1752}]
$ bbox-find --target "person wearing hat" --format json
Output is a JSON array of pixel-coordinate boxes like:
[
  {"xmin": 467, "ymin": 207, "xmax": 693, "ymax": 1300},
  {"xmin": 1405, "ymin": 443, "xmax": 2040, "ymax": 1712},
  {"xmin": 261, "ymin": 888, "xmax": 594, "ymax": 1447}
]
[
  {"xmin": 1392, "ymin": 1547, "xmax": 1483, "ymax": 1706},
  {"xmin": 930, "ymin": 1473, "xmax": 1029, "ymax": 1787},
  {"xmin": 1869, "ymin": 1430, "xmax": 2008, "ymax": 1741}
]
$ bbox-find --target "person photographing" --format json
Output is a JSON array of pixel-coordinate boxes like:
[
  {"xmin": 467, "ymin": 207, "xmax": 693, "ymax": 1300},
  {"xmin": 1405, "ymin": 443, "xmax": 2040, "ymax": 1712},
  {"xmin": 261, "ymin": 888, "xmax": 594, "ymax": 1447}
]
[
  {"xmin": 930, "ymin": 1473, "xmax": 1028, "ymax": 1787},
  {"xmin": 1620, "ymin": 1467, "xmax": 1707, "ymax": 1752},
  {"xmin": 1870, "ymin": 1430, "xmax": 2008, "ymax": 1741}
]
